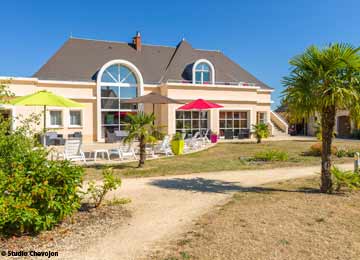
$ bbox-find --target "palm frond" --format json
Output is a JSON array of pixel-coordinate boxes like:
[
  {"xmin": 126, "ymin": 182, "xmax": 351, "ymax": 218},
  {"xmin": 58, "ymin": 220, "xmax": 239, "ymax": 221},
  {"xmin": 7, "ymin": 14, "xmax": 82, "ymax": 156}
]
[{"xmin": 282, "ymin": 42, "xmax": 360, "ymax": 121}]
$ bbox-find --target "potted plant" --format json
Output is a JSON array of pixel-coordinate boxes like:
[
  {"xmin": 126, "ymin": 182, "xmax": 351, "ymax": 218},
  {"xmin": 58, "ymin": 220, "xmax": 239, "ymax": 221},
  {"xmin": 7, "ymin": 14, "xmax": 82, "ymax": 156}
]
[
  {"xmin": 171, "ymin": 132, "xmax": 184, "ymax": 155},
  {"xmin": 210, "ymin": 131, "xmax": 218, "ymax": 143}
]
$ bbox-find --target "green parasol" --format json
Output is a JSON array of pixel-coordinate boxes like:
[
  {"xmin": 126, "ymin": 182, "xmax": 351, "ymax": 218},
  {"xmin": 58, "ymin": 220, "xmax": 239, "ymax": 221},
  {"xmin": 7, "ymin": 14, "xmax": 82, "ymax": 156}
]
[{"xmin": 9, "ymin": 90, "xmax": 84, "ymax": 145}]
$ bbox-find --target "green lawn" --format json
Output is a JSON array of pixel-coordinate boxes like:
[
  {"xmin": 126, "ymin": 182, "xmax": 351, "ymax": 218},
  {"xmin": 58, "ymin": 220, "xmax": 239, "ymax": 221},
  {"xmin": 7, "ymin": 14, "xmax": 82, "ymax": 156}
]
[{"xmin": 84, "ymin": 140, "xmax": 360, "ymax": 180}]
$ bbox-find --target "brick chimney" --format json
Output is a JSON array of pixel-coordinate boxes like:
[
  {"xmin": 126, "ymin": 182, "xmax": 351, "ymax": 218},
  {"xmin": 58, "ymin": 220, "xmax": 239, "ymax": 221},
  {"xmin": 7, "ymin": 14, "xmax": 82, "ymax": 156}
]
[{"xmin": 132, "ymin": 31, "xmax": 141, "ymax": 51}]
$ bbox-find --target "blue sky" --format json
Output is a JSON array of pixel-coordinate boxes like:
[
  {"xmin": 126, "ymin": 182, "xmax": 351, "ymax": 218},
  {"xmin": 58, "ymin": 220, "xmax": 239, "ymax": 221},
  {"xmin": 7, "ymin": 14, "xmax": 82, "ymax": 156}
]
[{"xmin": 1, "ymin": 0, "xmax": 360, "ymax": 108}]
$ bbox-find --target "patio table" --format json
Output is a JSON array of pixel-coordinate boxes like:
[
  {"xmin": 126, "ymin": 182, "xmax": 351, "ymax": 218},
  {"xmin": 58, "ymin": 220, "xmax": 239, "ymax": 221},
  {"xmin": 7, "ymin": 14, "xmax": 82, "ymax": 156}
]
[{"xmin": 92, "ymin": 149, "xmax": 110, "ymax": 162}]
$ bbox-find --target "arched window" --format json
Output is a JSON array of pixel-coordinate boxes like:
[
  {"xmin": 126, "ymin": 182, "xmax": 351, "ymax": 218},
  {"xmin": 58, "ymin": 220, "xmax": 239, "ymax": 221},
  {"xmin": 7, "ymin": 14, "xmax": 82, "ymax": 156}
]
[
  {"xmin": 101, "ymin": 64, "xmax": 137, "ymax": 84},
  {"xmin": 97, "ymin": 60, "xmax": 144, "ymax": 141},
  {"xmin": 192, "ymin": 59, "xmax": 215, "ymax": 84}
]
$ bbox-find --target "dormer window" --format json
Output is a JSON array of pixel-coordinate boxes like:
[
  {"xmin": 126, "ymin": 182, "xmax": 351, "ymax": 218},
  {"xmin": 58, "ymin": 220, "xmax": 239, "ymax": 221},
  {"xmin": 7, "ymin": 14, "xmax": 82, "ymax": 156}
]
[
  {"xmin": 195, "ymin": 63, "xmax": 210, "ymax": 84},
  {"xmin": 192, "ymin": 59, "xmax": 215, "ymax": 84}
]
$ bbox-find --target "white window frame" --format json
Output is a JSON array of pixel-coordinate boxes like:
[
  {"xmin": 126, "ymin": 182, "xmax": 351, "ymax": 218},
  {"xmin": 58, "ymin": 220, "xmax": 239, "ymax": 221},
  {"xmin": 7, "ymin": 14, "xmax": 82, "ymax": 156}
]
[
  {"xmin": 69, "ymin": 109, "xmax": 83, "ymax": 128},
  {"xmin": 96, "ymin": 60, "xmax": 144, "ymax": 142},
  {"xmin": 219, "ymin": 110, "xmax": 250, "ymax": 138},
  {"xmin": 175, "ymin": 110, "xmax": 209, "ymax": 136},
  {"xmin": 192, "ymin": 59, "xmax": 215, "ymax": 85},
  {"xmin": 257, "ymin": 112, "xmax": 267, "ymax": 124},
  {"xmin": 49, "ymin": 110, "xmax": 63, "ymax": 128}
]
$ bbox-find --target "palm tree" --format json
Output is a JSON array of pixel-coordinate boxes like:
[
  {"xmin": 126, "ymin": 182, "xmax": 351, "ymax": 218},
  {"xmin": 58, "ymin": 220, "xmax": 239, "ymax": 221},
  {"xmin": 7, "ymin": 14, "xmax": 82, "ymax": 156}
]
[
  {"xmin": 283, "ymin": 43, "xmax": 360, "ymax": 193},
  {"xmin": 252, "ymin": 123, "xmax": 270, "ymax": 143},
  {"xmin": 123, "ymin": 112, "xmax": 157, "ymax": 168}
]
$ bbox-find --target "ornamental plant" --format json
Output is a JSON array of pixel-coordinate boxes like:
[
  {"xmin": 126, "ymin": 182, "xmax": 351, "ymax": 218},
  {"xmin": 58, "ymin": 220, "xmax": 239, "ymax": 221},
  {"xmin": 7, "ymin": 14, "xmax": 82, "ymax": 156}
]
[
  {"xmin": 309, "ymin": 143, "xmax": 338, "ymax": 156},
  {"xmin": 124, "ymin": 112, "xmax": 157, "ymax": 167},
  {"xmin": 331, "ymin": 166, "xmax": 360, "ymax": 192},
  {"xmin": 254, "ymin": 150, "xmax": 289, "ymax": 161},
  {"xmin": 171, "ymin": 132, "xmax": 184, "ymax": 141},
  {"xmin": 0, "ymin": 116, "xmax": 84, "ymax": 235},
  {"xmin": 252, "ymin": 123, "xmax": 270, "ymax": 143},
  {"xmin": 283, "ymin": 43, "xmax": 360, "ymax": 193},
  {"xmin": 86, "ymin": 168, "xmax": 122, "ymax": 208}
]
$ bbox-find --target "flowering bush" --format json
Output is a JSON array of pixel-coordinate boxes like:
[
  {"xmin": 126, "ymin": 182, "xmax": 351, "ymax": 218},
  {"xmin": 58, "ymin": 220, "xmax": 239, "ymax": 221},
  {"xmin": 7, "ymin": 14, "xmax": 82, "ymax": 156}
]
[{"xmin": 0, "ymin": 118, "xmax": 84, "ymax": 235}]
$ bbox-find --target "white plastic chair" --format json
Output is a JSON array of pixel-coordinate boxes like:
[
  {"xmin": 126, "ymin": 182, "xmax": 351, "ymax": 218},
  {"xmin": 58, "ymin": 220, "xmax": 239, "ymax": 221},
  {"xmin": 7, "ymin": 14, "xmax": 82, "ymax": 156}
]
[
  {"xmin": 109, "ymin": 143, "xmax": 137, "ymax": 161},
  {"xmin": 203, "ymin": 129, "xmax": 211, "ymax": 144},
  {"xmin": 153, "ymin": 135, "xmax": 173, "ymax": 156},
  {"xmin": 58, "ymin": 139, "xmax": 86, "ymax": 163},
  {"xmin": 184, "ymin": 132, "xmax": 202, "ymax": 152},
  {"xmin": 193, "ymin": 132, "xmax": 200, "ymax": 139}
]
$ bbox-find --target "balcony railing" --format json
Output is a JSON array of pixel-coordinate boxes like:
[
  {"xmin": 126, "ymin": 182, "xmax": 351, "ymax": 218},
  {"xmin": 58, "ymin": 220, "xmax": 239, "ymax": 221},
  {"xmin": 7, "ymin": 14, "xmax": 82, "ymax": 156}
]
[{"xmin": 166, "ymin": 79, "xmax": 258, "ymax": 87}]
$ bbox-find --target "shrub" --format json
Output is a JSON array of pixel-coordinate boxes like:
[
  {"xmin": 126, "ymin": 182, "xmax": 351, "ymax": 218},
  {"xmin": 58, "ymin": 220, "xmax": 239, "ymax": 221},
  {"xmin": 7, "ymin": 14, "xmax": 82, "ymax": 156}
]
[
  {"xmin": 0, "ymin": 118, "xmax": 84, "ymax": 235},
  {"xmin": 252, "ymin": 123, "xmax": 270, "ymax": 144},
  {"xmin": 253, "ymin": 150, "xmax": 289, "ymax": 161},
  {"xmin": 336, "ymin": 149, "xmax": 348, "ymax": 158},
  {"xmin": 86, "ymin": 168, "xmax": 122, "ymax": 208},
  {"xmin": 331, "ymin": 167, "xmax": 360, "ymax": 192},
  {"xmin": 346, "ymin": 150, "xmax": 358, "ymax": 157},
  {"xmin": 309, "ymin": 143, "xmax": 337, "ymax": 156},
  {"xmin": 333, "ymin": 147, "xmax": 359, "ymax": 158}
]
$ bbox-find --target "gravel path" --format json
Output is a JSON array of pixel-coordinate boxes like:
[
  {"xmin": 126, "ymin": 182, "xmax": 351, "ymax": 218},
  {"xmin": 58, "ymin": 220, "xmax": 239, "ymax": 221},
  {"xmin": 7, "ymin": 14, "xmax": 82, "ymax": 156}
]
[{"xmin": 64, "ymin": 163, "xmax": 353, "ymax": 260}]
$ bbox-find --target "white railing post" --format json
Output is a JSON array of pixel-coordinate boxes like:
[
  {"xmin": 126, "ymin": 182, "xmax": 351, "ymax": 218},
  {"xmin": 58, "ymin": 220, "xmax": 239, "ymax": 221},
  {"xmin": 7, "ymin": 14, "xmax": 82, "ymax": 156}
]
[{"xmin": 355, "ymin": 152, "xmax": 360, "ymax": 173}]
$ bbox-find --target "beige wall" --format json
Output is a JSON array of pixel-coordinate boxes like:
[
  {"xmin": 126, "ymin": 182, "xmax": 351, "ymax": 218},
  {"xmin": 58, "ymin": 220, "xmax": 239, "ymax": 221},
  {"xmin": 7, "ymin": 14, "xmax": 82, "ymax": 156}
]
[
  {"xmin": 166, "ymin": 85, "xmax": 271, "ymax": 104},
  {"xmin": 165, "ymin": 85, "xmax": 272, "ymax": 135},
  {"xmin": 2, "ymin": 78, "xmax": 273, "ymax": 142},
  {"xmin": 12, "ymin": 101, "xmax": 95, "ymax": 143},
  {"xmin": 307, "ymin": 110, "xmax": 355, "ymax": 136},
  {"xmin": 3, "ymin": 78, "xmax": 96, "ymax": 143},
  {"xmin": 5, "ymin": 79, "xmax": 96, "ymax": 100}
]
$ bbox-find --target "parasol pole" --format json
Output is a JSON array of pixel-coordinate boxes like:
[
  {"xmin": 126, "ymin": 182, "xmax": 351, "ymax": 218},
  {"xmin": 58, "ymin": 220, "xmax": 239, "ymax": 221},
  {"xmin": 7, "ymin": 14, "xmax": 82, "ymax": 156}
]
[
  {"xmin": 43, "ymin": 105, "xmax": 47, "ymax": 146},
  {"xmin": 152, "ymin": 103, "xmax": 155, "ymax": 125}
]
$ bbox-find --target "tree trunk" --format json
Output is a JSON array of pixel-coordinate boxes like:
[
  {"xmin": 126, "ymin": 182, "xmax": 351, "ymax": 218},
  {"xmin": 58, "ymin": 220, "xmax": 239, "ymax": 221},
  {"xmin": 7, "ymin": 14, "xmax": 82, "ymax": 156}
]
[
  {"xmin": 138, "ymin": 135, "xmax": 146, "ymax": 168},
  {"xmin": 320, "ymin": 105, "xmax": 336, "ymax": 193}
]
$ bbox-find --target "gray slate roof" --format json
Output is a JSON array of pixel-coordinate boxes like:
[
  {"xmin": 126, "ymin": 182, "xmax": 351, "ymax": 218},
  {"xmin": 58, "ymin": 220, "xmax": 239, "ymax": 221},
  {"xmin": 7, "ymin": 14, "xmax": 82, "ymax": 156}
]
[{"xmin": 33, "ymin": 37, "xmax": 271, "ymax": 89}]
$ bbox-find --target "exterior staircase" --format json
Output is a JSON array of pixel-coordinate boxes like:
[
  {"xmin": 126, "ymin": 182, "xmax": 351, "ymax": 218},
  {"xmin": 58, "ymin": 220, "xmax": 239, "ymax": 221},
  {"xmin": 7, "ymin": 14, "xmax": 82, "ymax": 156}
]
[
  {"xmin": 272, "ymin": 123, "xmax": 288, "ymax": 136},
  {"xmin": 269, "ymin": 111, "xmax": 289, "ymax": 137}
]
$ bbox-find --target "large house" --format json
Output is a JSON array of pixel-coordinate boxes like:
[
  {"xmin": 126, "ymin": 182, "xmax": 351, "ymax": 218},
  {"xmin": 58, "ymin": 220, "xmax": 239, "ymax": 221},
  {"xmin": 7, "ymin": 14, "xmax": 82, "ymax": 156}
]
[{"xmin": 0, "ymin": 32, "xmax": 288, "ymax": 143}]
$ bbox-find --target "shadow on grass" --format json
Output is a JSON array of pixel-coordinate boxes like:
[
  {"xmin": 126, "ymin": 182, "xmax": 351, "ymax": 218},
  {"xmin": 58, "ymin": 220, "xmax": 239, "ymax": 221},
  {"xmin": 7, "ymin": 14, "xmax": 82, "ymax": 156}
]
[
  {"xmin": 293, "ymin": 139, "xmax": 317, "ymax": 143},
  {"xmin": 149, "ymin": 177, "xmax": 336, "ymax": 195},
  {"xmin": 301, "ymin": 151, "xmax": 320, "ymax": 157},
  {"xmin": 85, "ymin": 163, "xmax": 138, "ymax": 171}
]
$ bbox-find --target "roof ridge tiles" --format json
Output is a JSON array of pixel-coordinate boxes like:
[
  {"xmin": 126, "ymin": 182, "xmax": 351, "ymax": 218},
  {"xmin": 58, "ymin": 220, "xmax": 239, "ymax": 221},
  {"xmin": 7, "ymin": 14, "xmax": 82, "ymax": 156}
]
[{"xmin": 69, "ymin": 36, "xmax": 176, "ymax": 49}]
